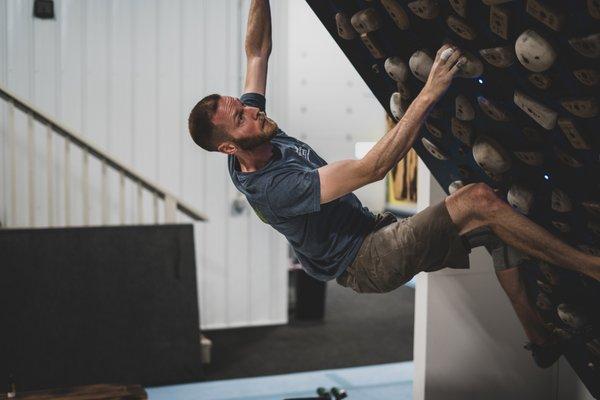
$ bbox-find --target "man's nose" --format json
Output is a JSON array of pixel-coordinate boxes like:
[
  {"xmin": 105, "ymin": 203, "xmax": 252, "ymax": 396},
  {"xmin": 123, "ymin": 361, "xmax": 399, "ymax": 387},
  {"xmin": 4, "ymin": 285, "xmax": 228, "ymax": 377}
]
[{"xmin": 248, "ymin": 106, "xmax": 261, "ymax": 119}]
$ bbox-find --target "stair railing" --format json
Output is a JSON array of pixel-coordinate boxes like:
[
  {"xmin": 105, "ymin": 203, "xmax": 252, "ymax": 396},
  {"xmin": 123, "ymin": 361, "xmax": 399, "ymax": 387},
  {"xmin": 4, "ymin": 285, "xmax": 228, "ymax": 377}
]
[{"xmin": 0, "ymin": 84, "xmax": 207, "ymax": 227}]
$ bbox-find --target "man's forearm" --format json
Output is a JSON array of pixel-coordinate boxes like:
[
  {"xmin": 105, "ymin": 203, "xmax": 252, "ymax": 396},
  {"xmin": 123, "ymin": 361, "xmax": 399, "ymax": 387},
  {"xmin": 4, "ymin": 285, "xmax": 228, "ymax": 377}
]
[
  {"xmin": 363, "ymin": 88, "xmax": 437, "ymax": 178},
  {"xmin": 245, "ymin": 0, "xmax": 272, "ymax": 58}
]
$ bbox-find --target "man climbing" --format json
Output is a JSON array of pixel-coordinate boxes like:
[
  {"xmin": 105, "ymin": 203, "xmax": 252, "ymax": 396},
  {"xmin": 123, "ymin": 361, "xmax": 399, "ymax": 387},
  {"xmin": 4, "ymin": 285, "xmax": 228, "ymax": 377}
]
[{"xmin": 187, "ymin": 0, "xmax": 599, "ymax": 367}]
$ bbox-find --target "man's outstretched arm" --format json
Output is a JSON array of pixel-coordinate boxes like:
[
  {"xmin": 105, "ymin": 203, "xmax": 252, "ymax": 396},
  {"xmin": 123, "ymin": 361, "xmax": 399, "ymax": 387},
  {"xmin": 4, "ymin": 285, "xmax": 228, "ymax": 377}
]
[
  {"xmin": 318, "ymin": 44, "xmax": 465, "ymax": 204},
  {"xmin": 244, "ymin": 0, "xmax": 272, "ymax": 96}
]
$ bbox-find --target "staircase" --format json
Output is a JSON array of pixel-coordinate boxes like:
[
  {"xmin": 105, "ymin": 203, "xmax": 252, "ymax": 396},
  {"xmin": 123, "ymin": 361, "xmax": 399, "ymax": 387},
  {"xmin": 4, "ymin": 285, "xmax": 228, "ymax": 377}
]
[{"xmin": 0, "ymin": 83, "xmax": 207, "ymax": 228}]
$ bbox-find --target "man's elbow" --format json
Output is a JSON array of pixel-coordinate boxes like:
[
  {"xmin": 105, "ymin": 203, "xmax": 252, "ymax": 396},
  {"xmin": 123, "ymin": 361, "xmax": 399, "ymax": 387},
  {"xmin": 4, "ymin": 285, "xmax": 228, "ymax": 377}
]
[
  {"xmin": 358, "ymin": 159, "xmax": 386, "ymax": 183},
  {"xmin": 245, "ymin": 43, "xmax": 272, "ymax": 59},
  {"xmin": 372, "ymin": 168, "xmax": 387, "ymax": 182}
]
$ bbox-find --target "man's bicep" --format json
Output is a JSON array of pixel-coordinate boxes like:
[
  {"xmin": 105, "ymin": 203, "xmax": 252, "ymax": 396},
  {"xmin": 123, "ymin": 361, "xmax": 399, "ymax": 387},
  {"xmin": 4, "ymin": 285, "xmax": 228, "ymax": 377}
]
[
  {"xmin": 244, "ymin": 57, "xmax": 269, "ymax": 96},
  {"xmin": 318, "ymin": 159, "xmax": 378, "ymax": 205}
]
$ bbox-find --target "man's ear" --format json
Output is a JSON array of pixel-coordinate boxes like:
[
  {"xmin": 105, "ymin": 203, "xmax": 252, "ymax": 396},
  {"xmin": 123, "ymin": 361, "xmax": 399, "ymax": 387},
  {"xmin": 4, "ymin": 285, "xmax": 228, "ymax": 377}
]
[{"xmin": 218, "ymin": 141, "xmax": 237, "ymax": 155}]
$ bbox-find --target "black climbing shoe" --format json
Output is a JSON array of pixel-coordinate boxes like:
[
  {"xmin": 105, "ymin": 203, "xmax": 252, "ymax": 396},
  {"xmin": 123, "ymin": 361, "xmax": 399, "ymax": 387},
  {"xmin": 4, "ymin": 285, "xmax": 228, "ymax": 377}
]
[{"xmin": 524, "ymin": 341, "xmax": 562, "ymax": 369}]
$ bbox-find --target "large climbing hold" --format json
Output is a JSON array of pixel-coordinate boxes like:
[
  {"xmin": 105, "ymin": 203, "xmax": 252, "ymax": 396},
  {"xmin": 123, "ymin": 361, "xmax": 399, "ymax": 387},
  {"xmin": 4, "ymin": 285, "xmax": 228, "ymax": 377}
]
[
  {"xmin": 507, "ymin": 184, "xmax": 534, "ymax": 215},
  {"xmin": 380, "ymin": 0, "xmax": 410, "ymax": 30},
  {"xmin": 514, "ymin": 91, "xmax": 558, "ymax": 130},
  {"xmin": 515, "ymin": 30, "xmax": 557, "ymax": 72},
  {"xmin": 335, "ymin": 13, "xmax": 356, "ymax": 40},
  {"xmin": 472, "ymin": 135, "xmax": 512, "ymax": 174},
  {"xmin": 351, "ymin": 8, "xmax": 385, "ymax": 59},
  {"xmin": 456, "ymin": 52, "xmax": 484, "ymax": 78},
  {"xmin": 407, "ymin": 0, "xmax": 439, "ymax": 20},
  {"xmin": 568, "ymin": 33, "xmax": 600, "ymax": 58},
  {"xmin": 409, "ymin": 50, "xmax": 434, "ymax": 83},
  {"xmin": 479, "ymin": 46, "xmax": 514, "ymax": 68},
  {"xmin": 384, "ymin": 57, "xmax": 409, "ymax": 82}
]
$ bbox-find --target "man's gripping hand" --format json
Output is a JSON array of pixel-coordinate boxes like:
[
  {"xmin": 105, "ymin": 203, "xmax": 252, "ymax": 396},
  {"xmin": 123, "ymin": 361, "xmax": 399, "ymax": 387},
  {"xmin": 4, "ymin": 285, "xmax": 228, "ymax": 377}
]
[{"xmin": 422, "ymin": 44, "xmax": 465, "ymax": 100}]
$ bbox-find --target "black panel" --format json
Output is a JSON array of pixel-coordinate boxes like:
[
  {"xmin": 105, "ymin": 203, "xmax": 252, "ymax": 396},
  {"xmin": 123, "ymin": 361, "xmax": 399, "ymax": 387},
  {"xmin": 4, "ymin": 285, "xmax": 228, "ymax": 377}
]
[
  {"xmin": 0, "ymin": 225, "xmax": 202, "ymax": 391},
  {"xmin": 305, "ymin": 0, "xmax": 599, "ymax": 396}
]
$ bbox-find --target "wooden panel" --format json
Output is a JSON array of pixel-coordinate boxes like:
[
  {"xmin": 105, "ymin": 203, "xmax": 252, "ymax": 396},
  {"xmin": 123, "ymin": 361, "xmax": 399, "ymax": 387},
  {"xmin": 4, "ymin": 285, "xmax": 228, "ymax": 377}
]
[
  {"xmin": 49, "ymin": 0, "xmax": 64, "ymax": 226},
  {"xmin": 0, "ymin": 0, "xmax": 7, "ymax": 226},
  {"xmin": 132, "ymin": 0, "xmax": 159, "ymax": 182},
  {"xmin": 224, "ymin": 0, "xmax": 251, "ymax": 327},
  {"xmin": 180, "ymin": 0, "xmax": 208, "ymax": 326},
  {"xmin": 108, "ymin": 0, "xmax": 135, "ymax": 225},
  {"xmin": 32, "ymin": 11, "xmax": 58, "ymax": 226},
  {"xmin": 266, "ymin": 1, "xmax": 290, "ymax": 325},
  {"xmin": 200, "ymin": 0, "xmax": 234, "ymax": 328},
  {"xmin": 270, "ymin": 231, "xmax": 288, "ymax": 323},
  {"xmin": 156, "ymin": 0, "xmax": 181, "ymax": 196},
  {"xmin": 83, "ymin": 0, "xmax": 110, "ymax": 225},
  {"xmin": 6, "ymin": 0, "xmax": 33, "ymax": 226},
  {"xmin": 58, "ymin": 0, "xmax": 85, "ymax": 226},
  {"xmin": 249, "ymin": 209, "xmax": 272, "ymax": 324}
]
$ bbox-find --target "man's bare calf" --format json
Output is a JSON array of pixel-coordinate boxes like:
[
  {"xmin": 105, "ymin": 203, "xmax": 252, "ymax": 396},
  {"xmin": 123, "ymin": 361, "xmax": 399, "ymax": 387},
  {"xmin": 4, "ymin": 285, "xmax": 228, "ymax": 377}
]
[
  {"xmin": 496, "ymin": 266, "xmax": 553, "ymax": 345},
  {"xmin": 445, "ymin": 183, "xmax": 600, "ymax": 281}
]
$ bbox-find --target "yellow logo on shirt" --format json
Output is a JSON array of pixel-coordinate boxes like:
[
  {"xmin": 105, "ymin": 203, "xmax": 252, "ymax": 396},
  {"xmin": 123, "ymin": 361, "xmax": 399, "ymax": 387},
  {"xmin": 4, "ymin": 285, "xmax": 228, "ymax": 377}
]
[{"xmin": 250, "ymin": 204, "xmax": 269, "ymax": 224}]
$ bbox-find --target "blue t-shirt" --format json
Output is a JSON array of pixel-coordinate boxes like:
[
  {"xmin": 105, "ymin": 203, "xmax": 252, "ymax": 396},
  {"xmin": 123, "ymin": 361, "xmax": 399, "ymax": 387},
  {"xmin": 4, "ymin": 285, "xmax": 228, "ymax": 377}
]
[{"xmin": 227, "ymin": 93, "xmax": 377, "ymax": 281}]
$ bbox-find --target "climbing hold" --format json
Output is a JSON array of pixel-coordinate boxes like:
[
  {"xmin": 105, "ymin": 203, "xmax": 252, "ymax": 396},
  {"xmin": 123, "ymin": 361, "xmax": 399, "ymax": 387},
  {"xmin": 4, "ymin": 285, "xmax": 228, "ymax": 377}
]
[
  {"xmin": 515, "ymin": 30, "xmax": 557, "ymax": 72},
  {"xmin": 409, "ymin": 50, "xmax": 434, "ymax": 83},
  {"xmin": 473, "ymin": 135, "xmax": 512, "ymax": 174}
]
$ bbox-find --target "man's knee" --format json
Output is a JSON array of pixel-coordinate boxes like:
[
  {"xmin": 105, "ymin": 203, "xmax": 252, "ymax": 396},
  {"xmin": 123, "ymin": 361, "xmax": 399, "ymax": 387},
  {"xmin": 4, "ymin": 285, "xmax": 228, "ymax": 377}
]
[{"xmin": 462, "ymin": 183, "xmax": 503, "ymax": 218}]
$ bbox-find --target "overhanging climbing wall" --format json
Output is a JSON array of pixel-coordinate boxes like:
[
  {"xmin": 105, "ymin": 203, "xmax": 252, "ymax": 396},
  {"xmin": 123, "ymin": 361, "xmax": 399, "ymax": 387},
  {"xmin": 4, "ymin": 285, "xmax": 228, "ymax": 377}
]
[{"xmin": 305, "ymin": 0, "xmax": 599, "ymax": 395}]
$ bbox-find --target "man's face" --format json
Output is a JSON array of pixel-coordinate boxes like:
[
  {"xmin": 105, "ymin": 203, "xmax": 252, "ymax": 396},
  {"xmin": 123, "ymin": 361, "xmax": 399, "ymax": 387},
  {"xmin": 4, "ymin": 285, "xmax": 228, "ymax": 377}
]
[{"xmin": 212, "ymin": 96, "xmax": 278, "ymax": 152}]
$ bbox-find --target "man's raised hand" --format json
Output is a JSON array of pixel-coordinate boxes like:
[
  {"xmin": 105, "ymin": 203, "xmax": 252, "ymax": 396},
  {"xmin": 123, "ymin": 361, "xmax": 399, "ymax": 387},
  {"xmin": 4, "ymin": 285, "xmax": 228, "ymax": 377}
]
[{"xmin": 423, "ymin": 44, "xmax": 466, "ymax": 100}]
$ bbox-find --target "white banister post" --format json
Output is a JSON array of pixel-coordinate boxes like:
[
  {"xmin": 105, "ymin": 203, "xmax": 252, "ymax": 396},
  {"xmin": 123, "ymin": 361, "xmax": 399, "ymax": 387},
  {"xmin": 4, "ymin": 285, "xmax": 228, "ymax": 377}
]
[
  {"xmin": 137, "ymin": 182, "xmax": 143, "ymax": 224},
  {"xmin": 47, "ymin": 124, "xmax": 54, "ymax": 227},
  {"xmin": 64, "ymin": 139, "xmax": 71, "ymax": 227},
  {"xmin": 8, "ymin": 101, "xmax": 16, "ymax": 227},
  {"xmin": 28, "ymin": 114, "xmax": 35, "ymax": 227},
  {"xmin": 153, "ymin": 192, "xmax": 159, "ymax": 224},
  {"xmin": 101, "ymin": 161, "xmax": 108, "ymax": 224},
  {"xmin": 119, "ymin": 171, "xmax": 125, "ymax": 224},
  {"xmin": 82, "ymin": 151, "xmax": 90, "ymax": 226},
  {"xmin": 164, "ymin": 194, "xmax": 177, "ymax": 223}
]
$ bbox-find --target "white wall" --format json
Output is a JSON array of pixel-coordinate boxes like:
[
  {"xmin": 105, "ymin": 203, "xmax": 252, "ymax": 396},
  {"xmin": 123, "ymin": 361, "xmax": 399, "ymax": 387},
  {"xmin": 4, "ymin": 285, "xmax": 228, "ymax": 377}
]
[
  {"xmin": 287, "ymin": 0, "xmax": 387, "ymax": 213},
  {"xmin": 0, "ymin": 0, "xmax": 288, "ymax": 330}
]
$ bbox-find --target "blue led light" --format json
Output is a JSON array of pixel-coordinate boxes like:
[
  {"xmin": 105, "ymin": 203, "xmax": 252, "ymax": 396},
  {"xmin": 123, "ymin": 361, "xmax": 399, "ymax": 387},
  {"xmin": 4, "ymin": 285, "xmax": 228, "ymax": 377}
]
[
  {"xmin": 544, "ymin": 174, "xmax": 550, "ymax": 180},
  {"xmin": 477, "ymin": 78, "xmax": 484, "ymax": 84}
]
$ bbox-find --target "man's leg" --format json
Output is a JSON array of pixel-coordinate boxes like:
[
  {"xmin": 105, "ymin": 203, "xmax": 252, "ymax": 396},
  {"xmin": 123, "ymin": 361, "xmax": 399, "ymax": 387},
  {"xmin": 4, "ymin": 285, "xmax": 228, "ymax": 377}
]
[
  {"xmin": 496, "ymin": 266, "xmax": 552, "ymax": 346},
  {"xmin": 495, "ymin": 265, "xmax": 562, "ymax": 368},
  {"xmin": 446, "ymin": 183, "xmax": 600, "ymax": 280},
  {"xmin": 463, "ymin": 229, "xmax": 562, "ymax": 367}
]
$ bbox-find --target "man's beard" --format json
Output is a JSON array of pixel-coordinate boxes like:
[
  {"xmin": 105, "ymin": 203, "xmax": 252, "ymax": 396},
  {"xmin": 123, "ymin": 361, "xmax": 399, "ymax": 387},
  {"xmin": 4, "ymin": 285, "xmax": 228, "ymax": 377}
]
[{"xmin": 233, "ymin": 117, "xmax": 279, "ymax": 151}]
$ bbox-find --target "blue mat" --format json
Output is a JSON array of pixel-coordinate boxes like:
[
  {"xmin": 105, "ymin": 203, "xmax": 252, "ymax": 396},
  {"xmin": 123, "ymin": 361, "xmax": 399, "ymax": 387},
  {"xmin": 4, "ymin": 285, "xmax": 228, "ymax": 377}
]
[{"xmin": 147, "ymin": 362, "xmax": 413, "ymax": 400}]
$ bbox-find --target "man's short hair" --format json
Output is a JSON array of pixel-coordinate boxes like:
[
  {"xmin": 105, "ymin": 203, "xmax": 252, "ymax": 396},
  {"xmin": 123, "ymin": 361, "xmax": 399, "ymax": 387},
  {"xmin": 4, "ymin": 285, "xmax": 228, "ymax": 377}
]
[{"xmin": 188, "ymin": 94, "xmax": 229, "ymax": 152}]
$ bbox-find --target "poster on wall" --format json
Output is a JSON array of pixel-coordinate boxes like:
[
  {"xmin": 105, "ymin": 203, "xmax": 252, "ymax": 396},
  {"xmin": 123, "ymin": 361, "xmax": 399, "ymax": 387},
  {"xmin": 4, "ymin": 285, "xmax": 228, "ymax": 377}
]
[{"xmin": 385, "ymin": 115, "xmax": 418, "ymax": 209}]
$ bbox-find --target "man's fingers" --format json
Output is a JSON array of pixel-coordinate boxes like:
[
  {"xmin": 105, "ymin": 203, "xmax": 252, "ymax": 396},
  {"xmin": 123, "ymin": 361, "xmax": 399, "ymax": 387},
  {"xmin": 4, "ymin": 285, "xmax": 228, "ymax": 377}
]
[
  {"xmin": 444, "ymin": 49, "xmax": 462, "ymax": 68},
  {"xmin": 436, "ymin": 43, "xmax": 453, "ymax": 58},
  {"xmin": 449, "ymin": 57, "xmax": 467, "ymax": 76},
  {"xmin": 440, "ymin": 47, "xmax": 455, "ymax": 62}
]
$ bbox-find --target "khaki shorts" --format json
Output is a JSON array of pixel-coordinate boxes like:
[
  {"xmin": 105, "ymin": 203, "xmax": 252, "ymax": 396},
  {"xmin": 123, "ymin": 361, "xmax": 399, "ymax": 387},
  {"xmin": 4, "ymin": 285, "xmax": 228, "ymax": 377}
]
[{"xmin": 336, "ymin": 200, "xmax": 470, "ymax": 293}]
